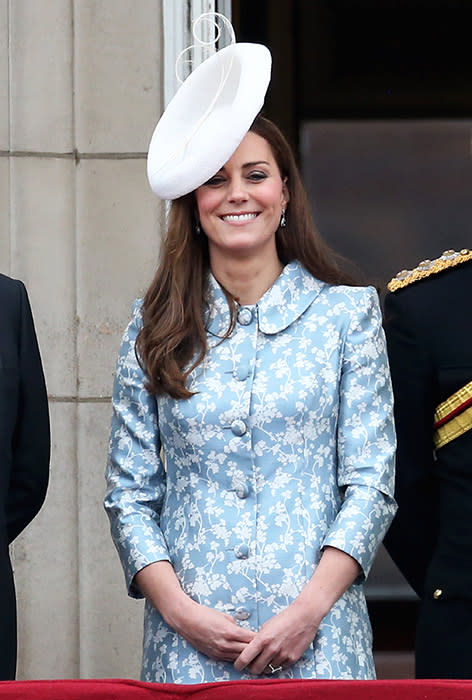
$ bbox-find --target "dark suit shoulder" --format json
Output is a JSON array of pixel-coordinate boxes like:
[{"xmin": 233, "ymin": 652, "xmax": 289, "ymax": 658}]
[
  {"xmin": 0, "ymin": 273, "xmax": 27, "ymax": 309},
  {"xmin": 387, "ymin": 249, "xmax": 472, "ymax": 293},
  {"xmin": 385, "ymin": 250, "xmax": 472, "ymax": 324},
  {"xmin": 0, "ymin": 274, "xmax": 26, "ymax": 330},
  {"xmin": 0, "ymin": 272, "xmax": 24, "ymax": 293}
]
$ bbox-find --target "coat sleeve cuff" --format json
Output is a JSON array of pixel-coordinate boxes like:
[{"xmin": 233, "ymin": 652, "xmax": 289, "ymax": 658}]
[
  {"xmin": 105, "ymin": 516, "xmax": 172, "ymax": 598},
  {"xmin": 321, "ymin": 484, "xmax": 397, "ymax": 581},
  {"xmin": 126, "ymin": 552, "xmax": 172, "ymax": 599}
]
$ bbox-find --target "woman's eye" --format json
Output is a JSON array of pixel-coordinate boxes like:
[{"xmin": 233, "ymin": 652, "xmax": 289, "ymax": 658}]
[
  {"xmin": 204, "ymin": 175, "xmax": 225, "ymax": 187},
  {"xmin": 248, "ymin": 171, "xmax": 268, "ymax": 181}
]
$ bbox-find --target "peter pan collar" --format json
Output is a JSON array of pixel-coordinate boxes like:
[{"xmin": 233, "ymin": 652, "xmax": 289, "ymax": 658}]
[{"xmin": 205, "ymin": 260, "xmax": 326, "ymax": 337}]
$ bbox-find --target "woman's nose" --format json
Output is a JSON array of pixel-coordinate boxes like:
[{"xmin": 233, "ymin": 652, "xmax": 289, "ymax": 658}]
[{"xmin": 227, "ymin": 177, "xmax": 249, "ymax": 202}]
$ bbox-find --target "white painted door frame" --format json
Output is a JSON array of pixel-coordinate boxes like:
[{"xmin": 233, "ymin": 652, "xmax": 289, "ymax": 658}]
[{"xmin": 162, "ymin": 0, "xmax": 232, "ymax": 107}]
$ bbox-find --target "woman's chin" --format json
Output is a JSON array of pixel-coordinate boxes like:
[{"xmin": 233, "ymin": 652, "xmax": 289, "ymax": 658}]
[{"xmin": 210, "ymin": 234, "xmax": 276, "ymax": 258}]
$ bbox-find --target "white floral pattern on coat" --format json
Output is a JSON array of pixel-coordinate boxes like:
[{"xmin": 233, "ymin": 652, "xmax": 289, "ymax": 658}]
[{"xmin": 104, "ymin": 260, "xmax": 397, "ymax": 684}]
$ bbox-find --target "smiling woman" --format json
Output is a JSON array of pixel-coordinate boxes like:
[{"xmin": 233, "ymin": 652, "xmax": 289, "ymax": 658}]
[
  {"xmin": 136, "ymin": 114, "xmax": 355, "ymax": 400},
  {"xmin": 195, "ymin": 131, "xmax": 288, "ymax": 302},
  {"xmin": 104, "ymin": 15, "xmax": 397, "ymax": 686}
]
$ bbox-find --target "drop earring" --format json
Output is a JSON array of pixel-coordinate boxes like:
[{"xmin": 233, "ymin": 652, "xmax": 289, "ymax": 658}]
[
  {"xmin": 280, "ymin": 209, "xmax": 287, "ymax": 228},
  {"xmin": 195, "ymin": 221, "xmax": 201, "ymax": 235}
]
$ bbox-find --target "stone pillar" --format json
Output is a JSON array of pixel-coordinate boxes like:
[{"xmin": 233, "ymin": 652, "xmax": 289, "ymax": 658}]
[{"xmin": 1, "ymin": 0, "xmax": 164, "ymax": 679}]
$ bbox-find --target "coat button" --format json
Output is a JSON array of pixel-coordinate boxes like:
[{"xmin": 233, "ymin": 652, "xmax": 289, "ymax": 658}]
[
  {"xmin": 237, "ymin": 307, "xmax": 253, "ymax": 326},
  {"xmin": 235, "ymin": 483, "xmax": 249, "ymax": 499},
  {"xmin": 234, "ymin": 544, "xmax": 249, "ymax": 559},
  {"xmin": 231, "ymin": 419, "xmax": 247, "ymax": 436},
  {"xmin": 433, "ymin": 588, "xmax": 443, "ymax": 599},
  {"xmin": 235, "ymin": 364, "xmax": 249, "ymax": 381},
  {"xmin": 234, "ymin": 609, "xmax": 250, "ymax": 621}
]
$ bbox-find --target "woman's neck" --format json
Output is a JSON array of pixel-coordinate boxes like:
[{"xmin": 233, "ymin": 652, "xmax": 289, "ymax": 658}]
[{"xmin": 210, "ymin": 252, "xmax": 283, "ymax": 305}]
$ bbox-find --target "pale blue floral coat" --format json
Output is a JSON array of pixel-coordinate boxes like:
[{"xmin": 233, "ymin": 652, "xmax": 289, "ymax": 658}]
[{"xmin": 105, "ymin": 261, "xmax": 397, "ymax": 684}]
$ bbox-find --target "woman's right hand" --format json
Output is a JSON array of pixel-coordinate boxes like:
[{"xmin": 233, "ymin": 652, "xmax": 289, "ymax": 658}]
[
  {"xmin": 134, "ymin": 560, "xmax": 255, "ymax": 662},
  {"xmin": 174, "ymin": 600, "xmax": 256, "ymax": 662}
]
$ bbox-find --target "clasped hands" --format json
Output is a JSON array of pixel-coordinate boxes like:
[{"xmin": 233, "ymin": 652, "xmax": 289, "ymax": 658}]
[{"xmin": 178, "ymin": 599, "xmax": 320, "ymax": 676}]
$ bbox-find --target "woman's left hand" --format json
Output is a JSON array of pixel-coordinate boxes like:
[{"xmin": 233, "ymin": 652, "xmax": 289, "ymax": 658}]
[
  {"xmin": 233, "ymin": 547, "xmax": 361, "ymax": 675},
  {"xmin": 233, "ymin": 600, "xmax": 320, "ymax": 676}
]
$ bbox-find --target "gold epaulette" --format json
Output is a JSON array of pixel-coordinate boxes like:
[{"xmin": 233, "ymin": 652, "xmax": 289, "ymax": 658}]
[{"xmin": 388, "ymin": 248, "xmax": 472, "ymax": 292}]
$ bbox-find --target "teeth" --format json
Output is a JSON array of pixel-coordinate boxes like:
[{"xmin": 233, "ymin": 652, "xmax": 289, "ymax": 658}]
[{"xmin": 222, "ymin": 213, "xmax": 258, "ymax": 222}]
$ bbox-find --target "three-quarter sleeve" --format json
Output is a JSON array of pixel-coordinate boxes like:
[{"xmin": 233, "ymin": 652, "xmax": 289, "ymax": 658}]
[
  {"xmin": 321, "ymin": 287, "xmax": 397, "ymax": 578},
  {"xmin": 104, "ymin": 302, "xmax": 170, "ymax": 597}
]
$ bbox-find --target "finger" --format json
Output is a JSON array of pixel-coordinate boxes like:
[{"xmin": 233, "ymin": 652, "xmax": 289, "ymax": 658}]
[
  {"xmin": 233, "ymin": 638, "xmax": 264, "ymax": 671},
  {"xmin": 218, "ymin": 644, "xmax": 252, "ymax": 663},
  {"xmin": 245, "ymin": 645, "xmax": 286, "ymax": 676},
  {"xmin": 225, "ymin": 621, "xmax": 256, "ymax": 644},
  {"xmin": 247, "ymin": 654, "xmax": 278, "ymax": 676},
  {"xmin": 220, "ymin": 641, "xmax": 253, "ymax": 656},
  {"xmin": 225, "ymin": 626, "xmax": 256, "ymax": 644},
  {"xmin": 253, "ymin": 658, "xmax": 284, "ymax": 676}
]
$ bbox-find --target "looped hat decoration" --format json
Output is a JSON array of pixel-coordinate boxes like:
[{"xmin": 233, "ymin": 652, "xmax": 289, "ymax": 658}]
[{"xmin": 146, "ymin": 12, "xmax": 272, "ymax": 200}]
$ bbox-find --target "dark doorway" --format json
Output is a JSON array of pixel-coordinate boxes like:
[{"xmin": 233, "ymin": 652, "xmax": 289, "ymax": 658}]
[{"xmin": 232, "ymin": 1, "xmax": 472, "ymax": 286}]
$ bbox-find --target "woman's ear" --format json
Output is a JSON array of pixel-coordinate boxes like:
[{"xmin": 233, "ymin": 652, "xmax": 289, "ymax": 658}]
[{"xmin": 282, "ymin": 177, "xmax": 290, "ymax": 207}]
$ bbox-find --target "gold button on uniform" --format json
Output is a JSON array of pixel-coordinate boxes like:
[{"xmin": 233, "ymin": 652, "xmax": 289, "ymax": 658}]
[{"xmin": 433, "ymin": 588, "xmax": 442, "ymax": 599}]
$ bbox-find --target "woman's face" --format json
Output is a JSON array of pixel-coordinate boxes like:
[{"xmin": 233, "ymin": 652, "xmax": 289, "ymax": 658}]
[{"xmin": 195, "ymin": 131, "xmax": 289, "ymax": 260}]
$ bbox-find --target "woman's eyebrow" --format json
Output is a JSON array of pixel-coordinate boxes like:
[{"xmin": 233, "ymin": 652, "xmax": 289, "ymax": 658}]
[
  {"xmin": 215, "ymin": 160, "xmax": 270, "ymax": 176},
  {"xmin": 242, "ymin": 160, "xmax": 270, "ymax": 167}
]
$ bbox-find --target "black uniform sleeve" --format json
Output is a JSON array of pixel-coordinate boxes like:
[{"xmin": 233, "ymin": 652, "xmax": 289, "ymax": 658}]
[
  {"xmin": 382, "ymin": 289, "xmax": 439, "ymax": 597},
  {"xmin": 7, "ymin": 282, "xmax": 50, "ymax": 543}
]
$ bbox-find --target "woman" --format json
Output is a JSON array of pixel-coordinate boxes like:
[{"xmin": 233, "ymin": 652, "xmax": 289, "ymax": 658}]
[{"xmin": 105, "ymin": 113, "xmax": 396, "ymax": 683}]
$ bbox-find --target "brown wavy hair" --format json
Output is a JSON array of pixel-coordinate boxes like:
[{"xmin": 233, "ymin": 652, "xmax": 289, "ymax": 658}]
[{"xmin": 137, "ymin": 114, "xmax": 357, "ymax": 399}]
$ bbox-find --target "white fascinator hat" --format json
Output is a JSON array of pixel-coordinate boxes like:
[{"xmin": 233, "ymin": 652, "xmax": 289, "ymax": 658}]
[{"xmin": 147, "ymin": 13, "xmax": 272, "ymax": 200}]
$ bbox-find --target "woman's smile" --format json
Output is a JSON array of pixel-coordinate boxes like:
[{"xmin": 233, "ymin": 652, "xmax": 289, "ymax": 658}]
[{"xmin": 220, "ymin": 212, "xmax": 260, "ymax": 224}]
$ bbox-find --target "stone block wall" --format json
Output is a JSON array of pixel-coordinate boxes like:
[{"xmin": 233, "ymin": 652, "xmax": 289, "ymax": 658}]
[{"xmin": 0, "ymin": 0, "xmax": 164, "ymax": 679}]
